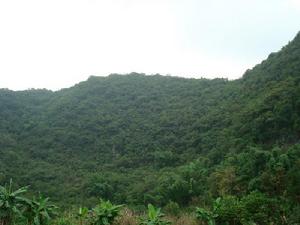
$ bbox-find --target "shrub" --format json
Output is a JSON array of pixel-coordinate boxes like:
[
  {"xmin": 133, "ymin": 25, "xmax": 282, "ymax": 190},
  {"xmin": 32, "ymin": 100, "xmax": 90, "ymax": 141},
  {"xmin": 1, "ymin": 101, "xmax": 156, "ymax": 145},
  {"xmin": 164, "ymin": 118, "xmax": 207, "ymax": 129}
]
[
  {"xmin": 195, "ymin": 207, "xmax": 215, "ymax": 225},
  {"xmin": 240, "ymin": 192, "xmax": 282, "ymax": 225},
  {"xmin": 196, "ymin": 193, "xmax": 285, "ymax": 225},
  {"xmin": 90, "ymin": 199, "xmax": 123, "ymax": 225},
  {"xmin": 164, "ymin": 201, "xmax": 180, "ymax": 216},
  {"xmin": 213, "ymin": 196, "xmax": 241, "ymax": 225}
]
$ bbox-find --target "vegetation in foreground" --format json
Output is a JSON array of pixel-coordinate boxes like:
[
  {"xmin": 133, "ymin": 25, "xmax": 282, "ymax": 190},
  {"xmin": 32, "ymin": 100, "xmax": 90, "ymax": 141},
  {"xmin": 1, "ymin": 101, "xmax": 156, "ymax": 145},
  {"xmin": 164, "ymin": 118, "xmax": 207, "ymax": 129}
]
[{"xmin": 1, "ymin": 181, "xmax": 300, "ymax": 225}]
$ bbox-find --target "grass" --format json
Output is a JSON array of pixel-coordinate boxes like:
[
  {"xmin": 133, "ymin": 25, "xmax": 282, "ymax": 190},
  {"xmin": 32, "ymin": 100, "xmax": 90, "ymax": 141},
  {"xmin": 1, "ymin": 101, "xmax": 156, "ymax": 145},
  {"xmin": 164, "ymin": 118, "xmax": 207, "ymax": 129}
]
[{"xmin": 51, "ymin": 208, "xmax": 200, "ymax": 225}]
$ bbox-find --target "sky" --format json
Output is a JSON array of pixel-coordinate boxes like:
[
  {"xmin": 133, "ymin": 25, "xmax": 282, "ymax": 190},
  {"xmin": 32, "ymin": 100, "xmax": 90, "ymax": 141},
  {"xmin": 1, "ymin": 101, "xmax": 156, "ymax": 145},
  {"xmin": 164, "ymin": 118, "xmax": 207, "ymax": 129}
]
[{"xmin": 0, "ymin": 0, "xmax": 300, "ymax": 90}]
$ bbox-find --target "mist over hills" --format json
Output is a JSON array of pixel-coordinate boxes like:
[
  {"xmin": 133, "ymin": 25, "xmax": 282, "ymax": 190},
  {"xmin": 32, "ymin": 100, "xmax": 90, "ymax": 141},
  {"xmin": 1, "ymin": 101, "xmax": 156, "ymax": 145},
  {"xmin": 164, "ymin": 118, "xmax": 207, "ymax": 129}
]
[{"xmin": 0, "ymin": 32, "xmax": 299, "ymax": 213}]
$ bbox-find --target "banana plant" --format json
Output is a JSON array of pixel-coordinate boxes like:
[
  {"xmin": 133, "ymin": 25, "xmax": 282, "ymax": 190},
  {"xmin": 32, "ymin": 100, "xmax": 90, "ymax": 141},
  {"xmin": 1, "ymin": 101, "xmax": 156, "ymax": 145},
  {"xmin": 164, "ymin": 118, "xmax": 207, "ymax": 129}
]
[
  {"xmin": 0, "ymin": 179, "xmax": 29, "ymax": 225},
  {"xmin": 195, "ymin": 197, "xmax": 222, "ymax": 225},
  {"xmin": 22, "ymin": 195, "xmax": 58, "ymax": 225},
  {"xmin": 195, "ymin": 207, "xmax": 215, "ymax": 225},
  {"xmin": 76, "ymin": 207, "xmax": 88, "ymax": 225},
  {"xmin": 90, "ymin": 199, "xmax": 123, "ymax": 225},
  {"xmin": 140, "ymin": 204, "xmax": 171, "ymax": 225}
]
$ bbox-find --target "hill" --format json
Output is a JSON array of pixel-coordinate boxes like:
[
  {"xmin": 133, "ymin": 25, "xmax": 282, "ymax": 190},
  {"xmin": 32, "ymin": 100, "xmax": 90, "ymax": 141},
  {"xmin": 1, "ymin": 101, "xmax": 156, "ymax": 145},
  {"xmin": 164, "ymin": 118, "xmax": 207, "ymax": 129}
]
[{"xmin": 0, "ymin": 32, "xmax": 299, "ymax": 212}]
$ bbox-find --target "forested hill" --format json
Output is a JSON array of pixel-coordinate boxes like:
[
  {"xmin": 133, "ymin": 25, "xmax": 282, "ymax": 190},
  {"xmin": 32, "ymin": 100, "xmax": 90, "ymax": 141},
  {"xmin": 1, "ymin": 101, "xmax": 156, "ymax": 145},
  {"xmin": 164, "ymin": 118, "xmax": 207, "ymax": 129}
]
[{"xmin": 0, "ymin": 32, "xmax": 299, "ymax": 209}]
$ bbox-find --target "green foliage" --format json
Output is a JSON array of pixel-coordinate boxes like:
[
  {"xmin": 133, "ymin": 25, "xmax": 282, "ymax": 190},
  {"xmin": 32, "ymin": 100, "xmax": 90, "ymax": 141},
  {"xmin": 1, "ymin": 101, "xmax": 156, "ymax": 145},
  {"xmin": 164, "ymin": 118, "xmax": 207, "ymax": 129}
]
[
  {"xmin": 287, "ymin": 205, "xmax": 300, "ymax": 225},
  {"xmin": 0, "ymin": 180, "xmax": 29, "ymax": 225},
  {"xmin": 0, "ymin": 32, "xmax": 300, "ymax": 221},
  {"xmin": 195, "ymin": 207, "xmax": 215, "ymax": 225},
  {"xmin": 22, "ymin": 195, "xmax": 58, "ymax": 225},
  {"xmin": 196, "ymin": 193, "xmax": 286, "ymax": 225},
  {"xmin": 76, "ymin": 207, "xmax": 89, "ymax": 225},
  {"xmin": 239, "ymin": 192, "xmax": 282, "ymax": 224},
  {"xmin": 0, "ymin": 180, "xmax": 58, "ymax": 225},
  {"xmin": 90, "ymin": 199, "xmax": 123, "ymax": 225},
  {"xmin": 163, "ymin": 201, "xmax": 180, "ymax": 216},
  {"xmin": 213, "ymin": 196, "xmax": 242, "ymax": 225},
  {"xmin": 53, "ymin": 217, "xmax": 73, "ymax": 225},
  {"xmin": 140, "ymin": 204, "xmax": 170, "ymax": 225}
]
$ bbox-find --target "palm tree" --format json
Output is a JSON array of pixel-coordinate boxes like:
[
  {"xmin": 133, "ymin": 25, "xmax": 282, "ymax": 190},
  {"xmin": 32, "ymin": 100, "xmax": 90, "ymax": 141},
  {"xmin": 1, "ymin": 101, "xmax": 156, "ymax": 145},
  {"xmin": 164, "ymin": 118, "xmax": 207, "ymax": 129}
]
[{"xmin": 0, "ymin": 179, "xmax": 29, "ymax": 225}]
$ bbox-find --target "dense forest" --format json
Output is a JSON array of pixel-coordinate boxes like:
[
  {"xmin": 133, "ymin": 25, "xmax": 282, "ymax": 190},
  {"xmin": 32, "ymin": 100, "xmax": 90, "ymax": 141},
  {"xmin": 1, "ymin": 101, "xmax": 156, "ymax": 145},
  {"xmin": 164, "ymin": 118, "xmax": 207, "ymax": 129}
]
[{"xmin": 0, "ymin": 32, "xmax": 300, "ymax": 224}]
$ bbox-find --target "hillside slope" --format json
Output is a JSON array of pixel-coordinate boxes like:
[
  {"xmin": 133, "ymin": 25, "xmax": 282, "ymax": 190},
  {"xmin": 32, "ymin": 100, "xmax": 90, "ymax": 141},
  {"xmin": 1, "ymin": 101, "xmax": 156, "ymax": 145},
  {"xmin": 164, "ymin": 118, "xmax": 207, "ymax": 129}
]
[{"xmin": 0, "ymin": 32, "xmax": 299, "ymax": 208}]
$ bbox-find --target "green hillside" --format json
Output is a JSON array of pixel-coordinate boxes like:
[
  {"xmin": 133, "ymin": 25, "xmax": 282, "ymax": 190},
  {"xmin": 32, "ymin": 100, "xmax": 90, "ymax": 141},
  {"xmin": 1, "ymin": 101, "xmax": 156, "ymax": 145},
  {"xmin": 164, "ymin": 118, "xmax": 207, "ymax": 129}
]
[{"xmin": 0, "ymin": 31, "xmax": 299, "ymax": 220}]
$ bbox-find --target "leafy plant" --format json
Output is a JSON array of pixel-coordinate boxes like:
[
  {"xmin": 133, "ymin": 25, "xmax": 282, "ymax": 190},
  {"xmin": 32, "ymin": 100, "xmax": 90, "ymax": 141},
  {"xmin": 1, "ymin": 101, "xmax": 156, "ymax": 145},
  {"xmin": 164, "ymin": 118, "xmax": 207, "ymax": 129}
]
[
  {"xmin": 240, "ymin": 192, "xmax": 282, "ymax": 225},
  {"xmin": 140, "ymin": 204, "xmax": 170, "ymax": 225},
  {"xmin": 90, "ymin": 199, "xmax": 123, "ymax": 225},
  {"xmin": 163, "ymin": 201, "xmax": 180, "ymax": 216},
  {"xmin": 76, "ymin": 207, "xmax": 89, "ymax": 225},
  {"xmin": 0, "ymin": 180, "xmax": 29, "ymax": 225},
  {"xmin": 195, "ymin": 207, "xmax": 215, "ymax": 225},
  {"xmin": 213, "ymin": 196, "xmax": 242, "ymax": 225},
  {"xmin": 196, "ymin": 194, "xmax": 286, "ymax": 225},
  {"xmin": 22, "ymin": 195, "xmax": 58, "ymax": 225}
]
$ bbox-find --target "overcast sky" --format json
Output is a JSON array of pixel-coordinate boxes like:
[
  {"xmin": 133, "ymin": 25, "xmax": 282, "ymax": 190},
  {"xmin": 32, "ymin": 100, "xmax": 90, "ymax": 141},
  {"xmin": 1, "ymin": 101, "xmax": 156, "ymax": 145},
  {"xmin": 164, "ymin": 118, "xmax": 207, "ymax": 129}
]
[{"xmin": 0, "ymin": 0, "xmax": 300, "ymax": 90}]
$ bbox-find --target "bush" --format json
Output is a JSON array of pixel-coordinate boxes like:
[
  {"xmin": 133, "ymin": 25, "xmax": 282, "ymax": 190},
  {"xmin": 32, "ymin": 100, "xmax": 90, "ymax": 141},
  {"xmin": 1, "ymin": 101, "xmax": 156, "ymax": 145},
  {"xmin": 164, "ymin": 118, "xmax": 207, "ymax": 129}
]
[
  {"xmin": 240, "ymin": 192, "xmax": 282, "ymax": 225},
  {"xmin": 213, "ymin": 196, "xmax": 241, "ymax": 225},
  {"xmin": 196, "ymin": 193, "xmax": 285, "ymax": 225},
  {"xmin": 164, "ymin": 201, "xmax": 180, "ymax": 216},
  {"xmin": 195, "ymin": 207, "xmax": 215, "ymax": 225},
  {"xmin": 90, "ymin": 199, "xmax": 123, "ymax": 225}
]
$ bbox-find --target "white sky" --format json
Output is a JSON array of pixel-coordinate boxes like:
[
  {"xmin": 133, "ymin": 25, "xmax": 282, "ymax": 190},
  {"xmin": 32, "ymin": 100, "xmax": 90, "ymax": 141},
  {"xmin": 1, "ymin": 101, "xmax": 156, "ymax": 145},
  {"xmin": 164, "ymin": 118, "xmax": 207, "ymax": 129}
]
[{"xmin": 0, "ymin": 0, "xmax": 300, "ymax": 90}]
